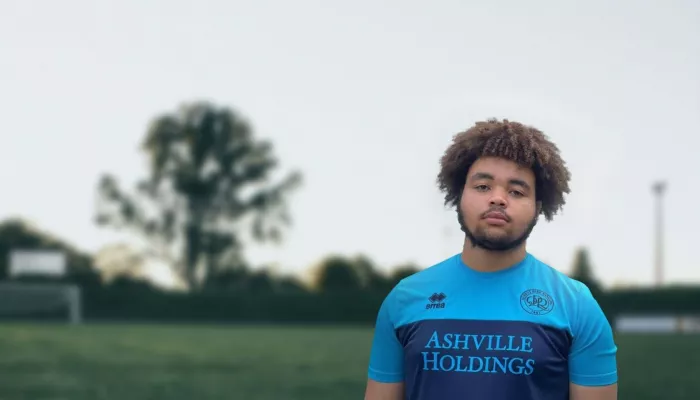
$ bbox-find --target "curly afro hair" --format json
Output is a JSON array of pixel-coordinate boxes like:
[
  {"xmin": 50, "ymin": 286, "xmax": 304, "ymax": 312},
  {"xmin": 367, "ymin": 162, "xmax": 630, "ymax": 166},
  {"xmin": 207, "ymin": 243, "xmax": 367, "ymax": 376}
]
[{"xmin": 437, "ymin": 118, "xmax": 571, "ymax": 222}]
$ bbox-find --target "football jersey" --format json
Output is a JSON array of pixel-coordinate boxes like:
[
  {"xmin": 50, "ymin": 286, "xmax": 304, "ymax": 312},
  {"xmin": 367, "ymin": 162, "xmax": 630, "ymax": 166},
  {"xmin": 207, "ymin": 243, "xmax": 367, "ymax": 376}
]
[{"xmin": 367, "ymin": 252, "xmax": 617, "ymax": 399}]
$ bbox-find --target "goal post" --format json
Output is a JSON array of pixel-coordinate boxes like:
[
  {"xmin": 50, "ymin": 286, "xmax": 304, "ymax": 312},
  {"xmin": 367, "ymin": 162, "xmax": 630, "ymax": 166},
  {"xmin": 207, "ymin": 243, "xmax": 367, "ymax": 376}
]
[
  {"xmin": 0, "ymin": 249, "xmax": 82, "ymax": 324},
  {"xmin": 0, "ymin": 282, "xmax": 82, "ymax": 324}
]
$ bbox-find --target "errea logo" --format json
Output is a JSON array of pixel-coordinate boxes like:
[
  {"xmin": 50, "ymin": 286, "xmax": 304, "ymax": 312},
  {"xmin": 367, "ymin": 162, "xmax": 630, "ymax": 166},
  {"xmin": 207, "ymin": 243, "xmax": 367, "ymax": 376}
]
[{"xmin": 425, "ymin": 292, "xmax": 446, "ymax": 309}]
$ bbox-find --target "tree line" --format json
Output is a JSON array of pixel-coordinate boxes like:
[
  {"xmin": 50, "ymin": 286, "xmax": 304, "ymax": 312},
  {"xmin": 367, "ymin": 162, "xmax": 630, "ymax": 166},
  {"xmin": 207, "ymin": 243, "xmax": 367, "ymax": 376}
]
[
  {"xmin": 1, "ymin": 215, "xmax": 695, "ymax": 324},
  {"xmin": 0, "ymin": 217, "xmax": 419, "ymax": 296}
]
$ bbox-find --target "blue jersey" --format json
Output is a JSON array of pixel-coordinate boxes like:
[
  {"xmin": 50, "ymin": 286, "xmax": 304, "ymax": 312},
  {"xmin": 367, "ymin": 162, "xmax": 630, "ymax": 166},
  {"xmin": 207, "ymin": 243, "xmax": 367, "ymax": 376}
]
[{"xmin": 367, "ymin": 253, "xmax": 618, "ymax": 399}]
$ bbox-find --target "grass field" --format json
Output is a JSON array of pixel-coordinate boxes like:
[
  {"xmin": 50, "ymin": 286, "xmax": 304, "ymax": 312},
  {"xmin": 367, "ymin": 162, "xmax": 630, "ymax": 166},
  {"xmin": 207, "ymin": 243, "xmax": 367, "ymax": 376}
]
[{"xmin": 0, "ymin": 324, "xmax": 698, "ymax": 399}]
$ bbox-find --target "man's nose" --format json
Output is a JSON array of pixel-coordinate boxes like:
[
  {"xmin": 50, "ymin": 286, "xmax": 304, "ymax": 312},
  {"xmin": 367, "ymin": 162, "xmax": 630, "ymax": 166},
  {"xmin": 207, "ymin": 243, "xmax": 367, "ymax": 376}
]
[{"xmin": 489, "ymin": 189, "xmax": 508, "ymax": 207}]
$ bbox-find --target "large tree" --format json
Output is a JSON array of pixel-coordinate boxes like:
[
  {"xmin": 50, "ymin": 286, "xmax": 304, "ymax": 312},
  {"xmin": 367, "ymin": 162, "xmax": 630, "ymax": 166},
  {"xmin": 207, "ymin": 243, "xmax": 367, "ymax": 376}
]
[{"xmin": 95, "ymin": 101, "xmax": 301, "ymax": 290}]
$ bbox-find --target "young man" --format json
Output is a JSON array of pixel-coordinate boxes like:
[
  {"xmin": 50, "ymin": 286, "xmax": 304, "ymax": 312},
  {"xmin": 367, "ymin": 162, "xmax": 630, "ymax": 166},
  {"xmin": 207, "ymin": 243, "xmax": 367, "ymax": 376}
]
[{"xmin": 364, "ymin": 119, "xmax": 618, "ymax": 400}]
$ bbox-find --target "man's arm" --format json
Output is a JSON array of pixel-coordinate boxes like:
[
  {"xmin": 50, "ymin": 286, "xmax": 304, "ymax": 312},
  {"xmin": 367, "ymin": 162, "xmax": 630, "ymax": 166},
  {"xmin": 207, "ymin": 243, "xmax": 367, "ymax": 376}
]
[
  {"xmin": 569, "ymin": 284, "xmax": 618, "ymax": 399},
  {"xmin": 570, "ymin": 382, "xmax": 617, "ymax": 400},
  {"xmin": 364, "ymin": 287, "xmax": 405, "ymax": 400},
  {"xmin": 364, "ymin": 379, "xmax": 404, "ymax": 400}
]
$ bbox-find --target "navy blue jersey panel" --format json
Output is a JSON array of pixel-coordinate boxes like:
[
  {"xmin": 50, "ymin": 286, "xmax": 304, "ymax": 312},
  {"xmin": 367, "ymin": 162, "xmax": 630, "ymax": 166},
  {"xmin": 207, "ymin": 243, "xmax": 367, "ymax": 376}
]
[{"xmin": 395, "ymin": 319, "xmax": 572, "ymax": 400}]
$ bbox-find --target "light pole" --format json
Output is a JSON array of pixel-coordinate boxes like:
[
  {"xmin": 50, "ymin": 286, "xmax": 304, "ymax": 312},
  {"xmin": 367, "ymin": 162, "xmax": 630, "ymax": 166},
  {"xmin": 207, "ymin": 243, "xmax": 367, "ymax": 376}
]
[{"xmin": 652, "ymin": 181, "xmax": 667, "ymax": 287}]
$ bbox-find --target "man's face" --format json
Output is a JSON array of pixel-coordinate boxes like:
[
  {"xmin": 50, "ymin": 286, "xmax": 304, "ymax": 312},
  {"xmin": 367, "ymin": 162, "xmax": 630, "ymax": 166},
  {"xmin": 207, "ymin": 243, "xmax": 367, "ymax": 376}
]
[{"xmin": 458, "ymin": 156, "xmax": 539, "ymax": 251}]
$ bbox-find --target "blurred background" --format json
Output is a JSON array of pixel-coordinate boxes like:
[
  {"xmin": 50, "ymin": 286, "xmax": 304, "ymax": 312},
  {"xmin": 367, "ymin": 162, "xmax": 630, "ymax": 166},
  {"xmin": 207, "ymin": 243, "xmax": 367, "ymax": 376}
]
[{"xmin": 1, "ymin": 0, "xmax": 698, "ymax": 399}]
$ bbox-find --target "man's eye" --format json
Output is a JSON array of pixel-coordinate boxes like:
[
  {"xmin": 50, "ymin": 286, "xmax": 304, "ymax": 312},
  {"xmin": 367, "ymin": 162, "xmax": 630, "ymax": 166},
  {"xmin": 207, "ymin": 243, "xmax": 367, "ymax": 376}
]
[
  {"xmin": 475, "ymin": 185, "xmax": 489, "ymax": 191},
  {"xmin": 510, "ymin": 190, "xmax": 524, "ymax": 197}
]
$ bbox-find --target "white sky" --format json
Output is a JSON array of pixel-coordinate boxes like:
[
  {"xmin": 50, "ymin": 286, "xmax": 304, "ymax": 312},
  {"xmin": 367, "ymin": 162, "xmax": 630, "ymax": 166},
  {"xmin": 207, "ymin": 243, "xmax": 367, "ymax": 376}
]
[{"xmin": 1, "ymin": 0, "xmax": 698, "ymax": 288}]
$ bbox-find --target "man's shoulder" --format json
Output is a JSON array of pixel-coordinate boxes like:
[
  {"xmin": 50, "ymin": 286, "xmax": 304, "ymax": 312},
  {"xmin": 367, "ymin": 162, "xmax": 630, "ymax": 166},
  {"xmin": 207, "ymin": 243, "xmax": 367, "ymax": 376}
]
[
  {"xmin": 394, "ymin": 254, "xmax": 460, "ymax": 289},
  {"xmin": 525, "ymin": 255, "xmax": 598, "ymax": 322},
  {"xmin": 381, "ymin": 254, "xmax": 459, "ymax": 311},
  {"xmin": 528, "ymin": 254, "xmax": 590, "ymax": 296}
]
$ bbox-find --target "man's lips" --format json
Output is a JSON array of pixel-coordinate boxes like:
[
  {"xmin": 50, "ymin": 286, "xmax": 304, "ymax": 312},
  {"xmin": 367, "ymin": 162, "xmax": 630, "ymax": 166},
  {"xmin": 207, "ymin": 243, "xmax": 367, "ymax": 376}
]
[
  {"xmin": 483, "ymin": 211, "xmax": 508, "ymax": 221},
  {"xmin": 482, "ymin": 211, "xmax": 509, "ymax": 226}
]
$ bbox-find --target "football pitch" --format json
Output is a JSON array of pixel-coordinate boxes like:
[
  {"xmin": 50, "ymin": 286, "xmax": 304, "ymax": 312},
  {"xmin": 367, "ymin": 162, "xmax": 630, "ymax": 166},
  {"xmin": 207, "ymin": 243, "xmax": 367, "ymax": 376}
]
[{"xmin": 0, "ymin": 324, "xmax": 697, "ymax": 400}]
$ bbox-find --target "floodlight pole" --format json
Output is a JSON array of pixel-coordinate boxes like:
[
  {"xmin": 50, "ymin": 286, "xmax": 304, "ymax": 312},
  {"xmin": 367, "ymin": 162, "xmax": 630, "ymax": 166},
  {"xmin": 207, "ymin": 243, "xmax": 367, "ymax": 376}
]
[{"xmin": 652, "ymin": 181, "xmax": 667, "ymax": 287}]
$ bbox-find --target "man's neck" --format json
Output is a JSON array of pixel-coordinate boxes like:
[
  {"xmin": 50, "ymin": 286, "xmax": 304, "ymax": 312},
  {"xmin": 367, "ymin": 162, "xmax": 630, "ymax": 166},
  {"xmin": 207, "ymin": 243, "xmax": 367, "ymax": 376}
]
[{"xmin": 461, "ymin": 238, "xmax": 527, "ymax": 273}]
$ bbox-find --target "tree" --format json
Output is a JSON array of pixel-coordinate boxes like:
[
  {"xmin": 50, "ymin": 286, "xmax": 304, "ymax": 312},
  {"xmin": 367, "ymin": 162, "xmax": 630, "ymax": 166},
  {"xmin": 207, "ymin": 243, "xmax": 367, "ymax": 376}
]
[
  {"xmin": 95, "ymin": 101, "xmax": 302, "ymax": 290},
  {"xmin": 569, "ymin": 247, "xmax": 603, "ymax": 298},
  {"xmin": 313, "ymin": 256, "xmax": 363, "ymax": 292},
  {"xmin": 94, "ymin": 243, "xmax": 148, "ymax": 284},
  {"xmin": 350, "ymin": 254, "xmax": 390, "ymax": 291},
  {"xmin": 390, "ymin": 263, "xmax": 421, "ymax": 283}
]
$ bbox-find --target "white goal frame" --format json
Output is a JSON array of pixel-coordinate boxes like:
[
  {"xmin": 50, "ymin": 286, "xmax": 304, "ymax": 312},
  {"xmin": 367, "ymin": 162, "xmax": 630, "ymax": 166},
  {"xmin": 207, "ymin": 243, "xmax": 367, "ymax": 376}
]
[
  {"xmin": 2, "ymin": 249, "xmax": 82, "ymax": 324},
  {"xmin": 0, "ymin": 282, "xmax": 82, "ymax": 324}
]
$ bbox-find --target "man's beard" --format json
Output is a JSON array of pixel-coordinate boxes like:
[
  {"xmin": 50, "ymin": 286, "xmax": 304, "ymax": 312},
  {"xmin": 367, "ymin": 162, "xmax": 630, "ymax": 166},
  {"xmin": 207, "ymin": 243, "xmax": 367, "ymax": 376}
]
[{"xmin": 457, "ymin": 206, "xmax": 538, "ymax": 252}]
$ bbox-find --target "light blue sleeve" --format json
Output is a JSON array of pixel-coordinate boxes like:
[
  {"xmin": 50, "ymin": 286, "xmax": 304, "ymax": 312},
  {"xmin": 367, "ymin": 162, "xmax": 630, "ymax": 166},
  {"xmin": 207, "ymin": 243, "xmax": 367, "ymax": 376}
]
[
  {"xmin": 569, "ymin": 284, "xmax": 618, "ymax": 386},
  {"xmin": 367, "ymin": 287, "xmax": 404, "ymax": 383}
]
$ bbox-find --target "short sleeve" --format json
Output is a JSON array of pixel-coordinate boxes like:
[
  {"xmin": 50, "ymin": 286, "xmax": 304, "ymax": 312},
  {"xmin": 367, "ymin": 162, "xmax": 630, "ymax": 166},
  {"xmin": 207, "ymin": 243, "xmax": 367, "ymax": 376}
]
[
  {"xmin": 367, "ymin": 287, "xmax": 405, "ymax": 383},
  {"xmin": 569, "ymin": 284, "xmax": 618, "ymax": 386}
]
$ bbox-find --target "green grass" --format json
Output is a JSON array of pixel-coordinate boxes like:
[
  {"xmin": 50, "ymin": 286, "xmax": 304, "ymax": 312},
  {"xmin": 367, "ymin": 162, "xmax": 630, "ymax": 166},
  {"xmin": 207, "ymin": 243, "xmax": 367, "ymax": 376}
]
[{"xmin": 0, "ymin": 324, "xmax": 698, "ymax": 399}]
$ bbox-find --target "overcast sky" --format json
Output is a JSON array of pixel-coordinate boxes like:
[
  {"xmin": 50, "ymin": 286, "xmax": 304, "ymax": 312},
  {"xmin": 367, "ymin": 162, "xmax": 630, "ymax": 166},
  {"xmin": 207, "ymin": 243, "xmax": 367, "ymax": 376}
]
[{"xmin": 2, "ymin": 0, "xmax": 698, "ymax": 288}]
